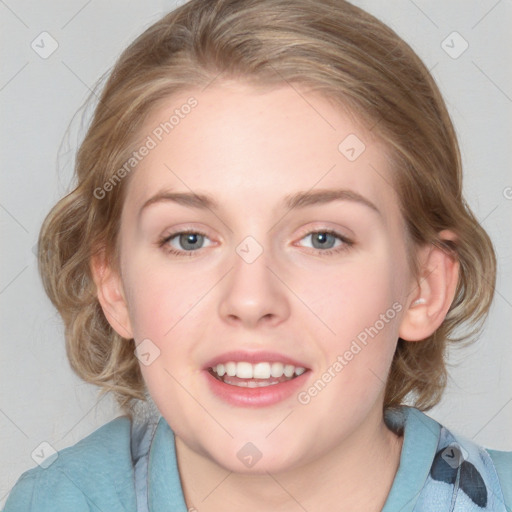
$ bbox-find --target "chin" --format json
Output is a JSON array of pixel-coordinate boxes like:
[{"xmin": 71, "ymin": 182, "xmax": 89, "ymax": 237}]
[{"xmin": 194, "ymin": 433, "xmax": 309, "ymax": 475}]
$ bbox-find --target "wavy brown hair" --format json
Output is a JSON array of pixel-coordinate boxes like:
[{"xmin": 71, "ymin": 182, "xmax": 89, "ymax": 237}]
[{"xmin": 38, "ymin": 0, "xmax": 496, "ymax": 414}]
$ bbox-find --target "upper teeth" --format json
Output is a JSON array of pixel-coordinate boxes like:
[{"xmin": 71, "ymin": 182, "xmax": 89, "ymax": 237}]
[{"xmin": 212, "ymin": 361, "xmax": 306, "ymax": 379}]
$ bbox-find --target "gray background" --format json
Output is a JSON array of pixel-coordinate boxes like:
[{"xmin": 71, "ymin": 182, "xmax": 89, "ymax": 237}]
[{"xmin": 1, "ymin": 0, "xmax": 511, "ymax": 506}]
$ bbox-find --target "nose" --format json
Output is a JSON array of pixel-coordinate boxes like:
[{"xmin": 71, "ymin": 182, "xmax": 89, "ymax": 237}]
[{"xmin": 218, "ymin": 241, "xmax": 291, "ymax": 329}]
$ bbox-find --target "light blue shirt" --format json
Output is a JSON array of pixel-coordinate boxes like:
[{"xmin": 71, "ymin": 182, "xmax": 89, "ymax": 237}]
[{"xmin": 4, "ymin": 406, "xmax": 512, "ymax": 511}]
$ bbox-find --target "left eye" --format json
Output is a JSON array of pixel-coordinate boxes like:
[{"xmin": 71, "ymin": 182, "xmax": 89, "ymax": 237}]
[
  {"xmin": 302, "ymin": 231, "xmax": 339, "ymax": 249},
  {"xmin": 301, "ymin": 231, "xmax": 352, "ymax": 253}
]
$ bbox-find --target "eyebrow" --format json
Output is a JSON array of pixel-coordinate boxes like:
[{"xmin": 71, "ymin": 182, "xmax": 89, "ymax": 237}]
[{"xmin": 139, "ymin": 188, "xmax": 381, "ymax": 217}]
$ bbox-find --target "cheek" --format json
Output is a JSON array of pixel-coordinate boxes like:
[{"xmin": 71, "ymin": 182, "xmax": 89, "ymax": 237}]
[
  {"xmin": 122, "ymin": 254, "xmax": 203, "ymax": 341},
  {"xmin": 125, "ymin": 277, "xmax": 175, "ymax": 340},
  {"xmin": 123, "ymin": 265, "xmax": 205, "ymax": 399},
  {"xmin": 311, "ymin": 253, "xmax": 403, "ymax": 338},
  {"xmin": 121, "ymin": 255, "xmax": 215, "ymax": 391},
  {"xmin": 304, "ymin": 249, "xmax": 405, "ymax": 398}
]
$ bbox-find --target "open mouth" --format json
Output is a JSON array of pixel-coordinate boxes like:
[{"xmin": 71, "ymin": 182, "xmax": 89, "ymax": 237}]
[{"xmin": 208, "ymin": 361, "xmax": 307, "ymax": 388}]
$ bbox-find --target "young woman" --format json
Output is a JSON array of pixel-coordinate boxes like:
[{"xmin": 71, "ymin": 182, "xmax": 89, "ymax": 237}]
[{"xmin": 5, "ymin": 1, "xmax": 511, "ymax": 510}]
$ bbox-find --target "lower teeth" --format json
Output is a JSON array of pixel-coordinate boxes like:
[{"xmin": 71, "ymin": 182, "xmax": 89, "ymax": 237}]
[{"xmin": 226, "ymin": 379, "xmax": 281, "ymax": 388}]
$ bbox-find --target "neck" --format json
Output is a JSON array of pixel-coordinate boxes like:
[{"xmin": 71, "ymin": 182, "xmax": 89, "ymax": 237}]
[{"xmin": 175, "ymin": 406, "xmax": 404, "ymax": 512}]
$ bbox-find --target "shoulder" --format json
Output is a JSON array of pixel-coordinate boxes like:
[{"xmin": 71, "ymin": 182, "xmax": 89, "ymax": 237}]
[
  {"xmin": 418, "ymin": 409, "xmax": 512, "ymax": 510},
  {"xmin": 4, "ymin": 416, "xmax": 136, "ymax": 512},
  {"xmin": 439, "ymin": 425, "xmax": 512, "ymax": 501}
]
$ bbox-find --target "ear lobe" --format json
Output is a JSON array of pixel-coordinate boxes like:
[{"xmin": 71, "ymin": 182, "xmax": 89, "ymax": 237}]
[
  {"xmin": 91, "ymin": 251, "xmax": 133, "ymax": 340},
  {"xmin": 399, "ymin": 231, "xmax": 460, "ymax": 342}
]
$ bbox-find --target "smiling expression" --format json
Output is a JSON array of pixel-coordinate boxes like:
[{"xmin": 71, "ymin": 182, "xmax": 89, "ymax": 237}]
[{"xmin": 110, "ymin": 80, "xmax": 416, "ymax": 473}]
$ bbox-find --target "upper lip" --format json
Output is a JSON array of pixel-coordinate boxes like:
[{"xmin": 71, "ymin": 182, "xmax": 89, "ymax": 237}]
[{"xmin": 203, "ymin": 350, "xmax": 310, "ymax": 370}]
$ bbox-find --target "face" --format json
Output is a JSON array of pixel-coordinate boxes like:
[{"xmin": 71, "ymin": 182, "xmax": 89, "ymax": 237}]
[{"xmin": 113, "ymin": 81, "xmax": 415, "ymax": 474}]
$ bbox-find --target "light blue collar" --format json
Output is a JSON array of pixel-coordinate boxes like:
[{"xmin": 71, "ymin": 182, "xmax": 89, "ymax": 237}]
[
  {"xmin": 147, "ymin": 417, "xmax": 188, "ymax": 511},
  {"xmin": 381, "ymin": 406, "xmax": 441, "ymax": 511}
]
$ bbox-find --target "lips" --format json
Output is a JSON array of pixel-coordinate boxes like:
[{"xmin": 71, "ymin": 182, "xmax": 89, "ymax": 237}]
[{"xmin": 202, "ymin": 351, "xmax": 310, "ymax": 407}]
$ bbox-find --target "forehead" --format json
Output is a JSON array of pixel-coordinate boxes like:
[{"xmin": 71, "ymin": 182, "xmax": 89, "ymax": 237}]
[{"xmin": 124, "ymin": 82, "xmax": 399, "ymax": 221}]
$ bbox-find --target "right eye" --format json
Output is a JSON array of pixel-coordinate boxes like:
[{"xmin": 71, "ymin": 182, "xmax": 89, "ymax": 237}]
[{"xmin": 158, "ymin": 230, "xmax": 213, "ymax": 256}]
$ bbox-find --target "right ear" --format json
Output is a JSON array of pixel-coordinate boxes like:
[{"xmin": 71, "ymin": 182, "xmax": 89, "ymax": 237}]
[{"xmin": 90, "ymin": 250, "xmax": 134, "ymax": 340}]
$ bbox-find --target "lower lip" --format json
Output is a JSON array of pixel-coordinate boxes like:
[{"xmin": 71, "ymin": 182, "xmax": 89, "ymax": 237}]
[{"xmin": 204, "ymin": 370, "xmax": 309, "ymax": 407}]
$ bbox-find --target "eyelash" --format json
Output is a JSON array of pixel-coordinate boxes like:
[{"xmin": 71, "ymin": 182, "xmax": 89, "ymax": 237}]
[{"xmin": 157, "ymin": 228, "xmax": 353, "ymax": 258}]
